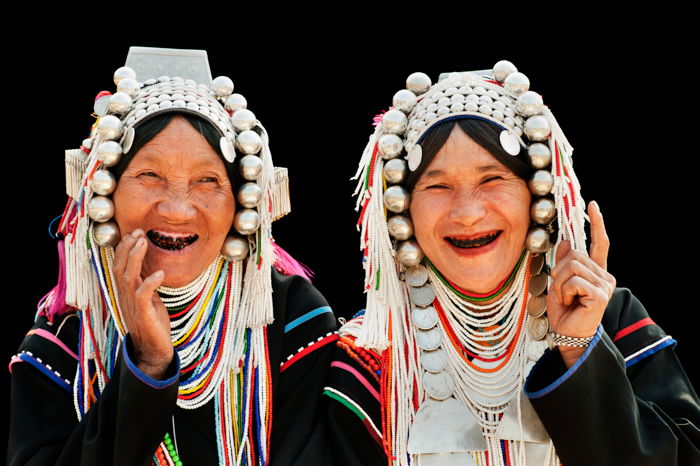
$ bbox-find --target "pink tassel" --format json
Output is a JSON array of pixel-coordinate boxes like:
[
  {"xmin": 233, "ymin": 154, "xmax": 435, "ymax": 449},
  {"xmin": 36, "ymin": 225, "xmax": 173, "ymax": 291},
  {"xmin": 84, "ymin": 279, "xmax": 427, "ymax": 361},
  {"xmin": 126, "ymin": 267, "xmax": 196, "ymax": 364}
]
[
  {"xmin": 272, "ymin": 242, "xmax": 314, "ymax": 282},
  {"xmin": 44, "ymin": 240, "xmax": 71, "ymax": 322}
]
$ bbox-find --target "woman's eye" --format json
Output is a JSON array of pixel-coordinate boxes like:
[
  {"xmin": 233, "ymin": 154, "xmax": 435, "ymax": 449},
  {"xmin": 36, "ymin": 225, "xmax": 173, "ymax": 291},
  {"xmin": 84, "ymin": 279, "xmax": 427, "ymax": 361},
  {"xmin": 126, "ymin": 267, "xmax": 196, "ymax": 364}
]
[
  {"xmin": 140, "ymin": 171, "xmax": 159, "ymax": 178},
  {"xmin": 199, "ymin": 176, "xmax": 218, "ymax": 183},
  {"xmin": 483, "ymin": 176, "xmax": 503, "ymax": 183},
  {"xmin": 427, "ymin": 184, "xmax": 447, "ymax": 189}
]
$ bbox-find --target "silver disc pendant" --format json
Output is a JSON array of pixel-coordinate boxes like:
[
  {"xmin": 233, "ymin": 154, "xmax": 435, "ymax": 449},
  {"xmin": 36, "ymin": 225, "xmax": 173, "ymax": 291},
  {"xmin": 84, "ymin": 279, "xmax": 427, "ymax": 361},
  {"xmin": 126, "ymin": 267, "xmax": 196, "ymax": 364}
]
[
  {"xmin": 527, "ymin": 315, "xmax": 549, "ymax": 341},
  {"xmin": 494, "ymin": 390, "xmax": 549, "ymax": 443},
  {"xmin": 418, "ymin": 453, "xmax": 478, "ymax": 466},
  {"xmin": 406, "ymin": 264, "xmax": 429, "ymax": 287},
  {"xmin": 529, "ymin": 254, "xmax": 545, "ymax": 276},
  {"xmin": 408, "ymin": 398, "xmax": 488, "ymax": 454},
  {"xmin": 423, "ymin": 371, "xmax": 455, "ymax": 400},
  {"xmin": 499, "ymin": 130, "xmax": 520, "ymax": 156},
  {"xmin": 121, "ymin": 126, "xmax": 135, "ymax": 154},
  {"xmin": 421, "ymin": 348, "xmax": 447, "ymax": 373},
  {"xmin": 220, "ymin": 137, "xmax": 236, "ymax": 163},
  {"xmin": 529, "ymin": 273, "xmax": 548, "ymax": 296},
  {"xmin": 527, "ymin": 295, "xmax": 547, "ymax": 318},
  {"xmin": 408, "ymin": 144, "xmax": 423, "ymax": 171},
  {"xmin": 412, "ymin": 306, "xmax": 438, "ymax": 330},
  {"xmin": 410, "ymin": 284, "xmax": 436, "ymax": 307},
  {"xmin": 415, "ymin": 327, "xmax": 442, "ymax": 351}
]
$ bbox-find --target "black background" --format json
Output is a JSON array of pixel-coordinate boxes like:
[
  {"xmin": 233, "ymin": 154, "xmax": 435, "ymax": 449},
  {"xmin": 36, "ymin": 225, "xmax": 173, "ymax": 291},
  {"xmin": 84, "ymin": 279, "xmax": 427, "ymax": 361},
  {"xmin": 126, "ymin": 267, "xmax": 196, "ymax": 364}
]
[{"xmin": 3, "ymin": 22, "xmax": 698, "ymax": 457}]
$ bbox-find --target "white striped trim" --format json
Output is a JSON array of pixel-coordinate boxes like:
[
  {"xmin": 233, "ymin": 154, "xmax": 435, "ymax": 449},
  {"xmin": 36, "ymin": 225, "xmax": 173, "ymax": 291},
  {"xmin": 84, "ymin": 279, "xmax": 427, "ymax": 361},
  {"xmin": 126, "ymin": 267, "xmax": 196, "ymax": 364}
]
[{"xmin": 624, "ymin": 335, "xmax": 673, "ymax": 362}]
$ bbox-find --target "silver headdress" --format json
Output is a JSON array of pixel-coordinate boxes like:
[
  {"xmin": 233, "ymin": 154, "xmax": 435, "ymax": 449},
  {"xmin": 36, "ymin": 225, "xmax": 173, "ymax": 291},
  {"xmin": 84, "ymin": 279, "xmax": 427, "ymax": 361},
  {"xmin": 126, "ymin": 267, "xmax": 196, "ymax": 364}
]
[{"xmin": 349, "ymin": 60, "xmax": 587, "ymax": 465}]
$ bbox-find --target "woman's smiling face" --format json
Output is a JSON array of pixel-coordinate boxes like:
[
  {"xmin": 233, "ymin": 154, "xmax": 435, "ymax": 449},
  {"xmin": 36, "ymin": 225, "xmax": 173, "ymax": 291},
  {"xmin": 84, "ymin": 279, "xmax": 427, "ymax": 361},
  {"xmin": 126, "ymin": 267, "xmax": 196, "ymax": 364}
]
[
  {"xmin": 410, "ymin": 124, "xmax": 531, "ymax": 293},
  {"xmin": 112, "ymin": 116, "xmax": 235, "ymax": 287}
]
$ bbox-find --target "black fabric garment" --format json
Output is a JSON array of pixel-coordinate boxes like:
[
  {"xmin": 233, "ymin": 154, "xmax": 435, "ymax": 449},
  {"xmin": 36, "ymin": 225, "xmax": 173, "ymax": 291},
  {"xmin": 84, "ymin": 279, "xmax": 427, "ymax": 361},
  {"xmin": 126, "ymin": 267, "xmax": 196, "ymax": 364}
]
[
  {"xmin": 8, "ymin": 270, "xmax": 338, "ymax": 466},
  {"xmin": 325, "ymin": 288, "xmax": 700, "ymax": 465}
]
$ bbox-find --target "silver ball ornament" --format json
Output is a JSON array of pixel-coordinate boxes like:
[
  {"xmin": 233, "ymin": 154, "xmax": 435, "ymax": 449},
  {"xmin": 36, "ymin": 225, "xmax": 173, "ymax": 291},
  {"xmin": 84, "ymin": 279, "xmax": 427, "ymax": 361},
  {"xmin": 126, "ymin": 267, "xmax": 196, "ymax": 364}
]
[
  {"xmin": 383, "ymin": 158, "xmax": 408, "ymax": 184},
  {"xmin": 236, "ymin": 130, "xmax": 262, "ymax": 155},
  {"xmin": 108, "ymin": 92, "xmax": 132, "ymax": 114},
  {"xmin": 87, "ymin": 196, "xmax": 115, "ymax": 223},
  {"xmin": 384, "ymin": 185, "xmax": 411, "ymax": 213},
  {"xmin": 492, "ymin": 60, "xmax": 518, "ymax": 83},
  {"xmin": 393, "ymin": 89, "xmax": 418, "ymax": 113},
  {"xmin": 221, "ymin": 235, "xmax": 249, "ymax": 261},
  {"xmin": 527, "ymin": 143, "xmax": 551, "ymax": 169},
  {"xmin": 116, "ymin": 77, "xmax": 140, "ymax": 99},
  {"xmin": 528, "ymin": 170, "xmax": 554, "ymax": 196},
  {"xmin": 504, "ymin": 72, "xmax": 530, "ymax": 95},
  {"xmin": 93, "ymin": 221, "xmax": 121, "ymax": 247},
  {"xmin": 516, "ymin": 91, "xmax": 544, "ymax": 117},
  {"xmin": 378, "ymin": 134, "xmax": 403, "ymax": 159},
  {"xmin": 525, "ymin": 227, "xmax": 552, "ymax": 254},
  {"xmin": 231, "ymin": 109, "xmax": 257, "ymax": 132},
  {"xmin": 113, "ymin": 66, "xmax": 136, "ymax": 85},
  {"xmin": 239, "ymin": 155, "xmax": 263, "ymax": 180},
  {"xmin": 233, "ymin": 209, "xmax": 261, "ymax": 235},
  {"xmin": 524, "ymin": 115, "xmax": 551, "ymax": 141},
  {"xmin": 396, "ymin": 239, "xmax": 424, "ymax": 267},
  {"xmin": 212, "ymin": 76, "xmax": 234, "ymax": 98},
  {"xmin": 530, "ymin": 198, "xmax": 557, "ymax": 224},
  {"xmin": 381, "ymin": 109, "xmax": 408, "ymax": 134},
  {"xmin": 225, "ymin": 93, "xmax": 247, "ymax": 112},
  {"xmin": 237, "ymin": 182, "xmax": 263, "ymax": 208},
  {"xmin": 387, "ymin": 215, "xmax": 414, "ymax": 240},
  {"xmin": 406, "ymin": 72, "xmax": 432, "ymax": 95},
  {"xmin": 90, "ymin": 170, "xmax": 117, "ymax": 195},
  {"xmin": 96, "ymin": 115, "xmax": 123, "ymax": 141},
  {"xmin": 95, "ymin": 141, "xmax": 123, "ymax": 167}
]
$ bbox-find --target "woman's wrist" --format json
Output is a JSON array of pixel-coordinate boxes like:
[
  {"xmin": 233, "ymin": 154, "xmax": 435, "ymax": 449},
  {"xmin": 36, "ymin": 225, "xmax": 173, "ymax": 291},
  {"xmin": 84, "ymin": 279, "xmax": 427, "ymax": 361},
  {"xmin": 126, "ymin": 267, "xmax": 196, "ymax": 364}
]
[{"xmin": 557, "ymin": 345, "xmax": 587, "ymax": 368}]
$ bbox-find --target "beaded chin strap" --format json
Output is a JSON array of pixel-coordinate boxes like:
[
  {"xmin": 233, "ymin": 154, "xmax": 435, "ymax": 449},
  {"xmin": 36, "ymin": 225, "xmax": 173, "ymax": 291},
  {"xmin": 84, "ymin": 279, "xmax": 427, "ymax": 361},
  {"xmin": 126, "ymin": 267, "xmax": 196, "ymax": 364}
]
[
  {"xmin": 348, "ymin": 61, "xmax": 587, "ymax": 465},
  {"xmin": 55, "ymin": 47, "xmax": 291, "ymax": 465}
]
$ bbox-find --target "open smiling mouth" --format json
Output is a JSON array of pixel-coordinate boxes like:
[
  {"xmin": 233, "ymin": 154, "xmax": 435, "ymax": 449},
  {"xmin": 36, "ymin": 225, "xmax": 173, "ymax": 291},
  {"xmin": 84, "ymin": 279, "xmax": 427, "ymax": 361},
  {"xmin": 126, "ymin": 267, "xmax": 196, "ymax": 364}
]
[
  {"xmin": 147, "ymin": 230, "xmax": 199, "ymax": 251},
  {"xmin": 446, "ymin": 231, "xmax": 501, "ymax": 249}
]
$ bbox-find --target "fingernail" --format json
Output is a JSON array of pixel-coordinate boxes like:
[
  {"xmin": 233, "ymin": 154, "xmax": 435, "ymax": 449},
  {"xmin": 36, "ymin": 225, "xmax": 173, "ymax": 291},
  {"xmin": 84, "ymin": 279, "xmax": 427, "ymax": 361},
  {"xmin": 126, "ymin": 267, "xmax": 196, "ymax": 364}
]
[
  {"xmin": 154, "ymin": 270, "xmax": 164, "ymax": 277},
  {"xmin": 133, "ymin": 229, "xmax": 143, "ymax": 237}
]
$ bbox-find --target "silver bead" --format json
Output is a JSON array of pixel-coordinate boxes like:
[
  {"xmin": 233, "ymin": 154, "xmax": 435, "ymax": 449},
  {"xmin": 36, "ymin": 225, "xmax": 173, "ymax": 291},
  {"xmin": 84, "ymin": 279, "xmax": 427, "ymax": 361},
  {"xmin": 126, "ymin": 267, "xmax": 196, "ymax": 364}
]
[
  {"xmin": 96, "ymin": 115, "xmax": 123, "ymax": 141},
  {"xmin": 384, "ymin": 158, "xmax": 408, "ymax": 184},
  {"xmin": 113, "ymin": 66, "xmax": 136, "ymax": 85},
  {"xmin": 231, "ymin": 109, "xmax": 257, "ymax": 132},
  {"xmin": 393, "ymin": 89, "xmax": 418, "ymax": 113},
  {"xmin": 236, "ymin": 130, "xmax": 262, "ymax": 155},
  {"xmin": 108, "ymin": 92, "xmax": 132, "ymax": 114},
  {"xmin": 528, "ymin": 170, "xmax": 554, "ymax": 196},
  {"xmin": 87, "ymin": 196, "xmax": 115, "ymax": 222},
  {"xmin": 525, "ymin": 227, "xmax": 552, "ymax": 254},
  {"xmin": 530, "ymin": 198, "xmax": 557, "ymax": 224},
  {"xmin": 237, "ymin": 182, "xmax": 263, "ymax": 208},
  {"xmin": 81, "ymin": 138, "xmax": 93, "ymax": 150},
  {"xmin": 221, "ymin": 235, "xmax": 249, "ymax": 261},
  {"xmin": 528, "ymin": 143, "xmax": 551, "ymax": 169},
  {"xmin": 116, "ymin": 77, "xmax": 140, "ymax": 99},
  {"xmin": 387, "ymin": 215, "xmax": 414, "ymax": 240},
  {"xmin": 90, "ymin": 170, "xmax": 117, "ymax": 195},
  {"xmin": 504, "ymin": 72, "xmax": 530, "ymax": 95},
  {"xmin": 524, "ymin": 115, "xmax": 551, "ymax": 141},
  {"xmin": 516, "ymin": 91, "xmax": 544, "ymax": 117},
  {"xmin": 95, "ymin": 141, "xmax": 123, "ymax": 167},
  {"xmin": 381, "ymin": 109, "xmax": 408, "ymax": 134},
  {"xmin": 239, "ymin": 155, "xmax": 263, "ymax": 180},
  {"xmin": 212, "ymin": 76, "xmax": 234, "ymax": 98},
  {"xmin": 93, "ymin": 221, "xmax": 120, "ymax": 247},
  {"xmin": 384, "ymin": 185, "xmax": 411, "ymax": 213},
  {"xmin": 225, "ymin": 93, "xmax": 247, "ymax": 112},
  {"xmin": 233, "ymin": 209, "xmax": 260, "ymax": 235},
  {"xmin": 492, "ymin": 60, "xmax": 517, "ymax": 83},
  {"xmin": 479, "ymin": 104, "xmax": 492, "ymax": 116},
  {"xmin": 396, "ymin": 239, "xmax": 424, "ymax": 266},
  {"xmin": 378, "ymin": 134, "xmax": 403, "ymax": 159},
  {"xmin": 406, "ymin": 72, "xmax": 432, "ymax": 95}
]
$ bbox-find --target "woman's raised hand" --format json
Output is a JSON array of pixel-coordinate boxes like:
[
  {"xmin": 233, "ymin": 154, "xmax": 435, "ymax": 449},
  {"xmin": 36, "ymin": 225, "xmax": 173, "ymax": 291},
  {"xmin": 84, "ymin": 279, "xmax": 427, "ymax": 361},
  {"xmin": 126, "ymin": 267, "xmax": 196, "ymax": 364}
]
[
  {"xmin": 546, "ymin": 201, "xmax": 617, "ymax": 367},
  {"xmin": 113, "ymin": 229, "xmax": 173, "ymax": 379}
]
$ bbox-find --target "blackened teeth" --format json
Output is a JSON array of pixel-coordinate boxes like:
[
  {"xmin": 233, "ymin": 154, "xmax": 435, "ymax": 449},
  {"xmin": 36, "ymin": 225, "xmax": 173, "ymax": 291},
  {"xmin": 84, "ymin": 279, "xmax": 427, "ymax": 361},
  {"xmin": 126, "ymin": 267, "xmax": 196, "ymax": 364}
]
[
  {"xmin": 447, "ymin": 232, "xmax": 500, "ymax": 249},
  {"xmin": 146, "ymin": 231, "xmax": 199, "ymax": 251}
]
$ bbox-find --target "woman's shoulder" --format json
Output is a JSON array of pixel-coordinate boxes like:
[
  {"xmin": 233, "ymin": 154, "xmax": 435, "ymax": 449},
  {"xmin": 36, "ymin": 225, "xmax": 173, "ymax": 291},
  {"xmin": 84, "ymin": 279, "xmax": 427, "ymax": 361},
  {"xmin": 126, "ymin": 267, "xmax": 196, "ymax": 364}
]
[
  {"xmin": 9, "ymin": 311, "xmax": 80, "ymax": 393},
  {"xmin": 602, "ymin": 287, "xmax": 674, "ymax": 367}
]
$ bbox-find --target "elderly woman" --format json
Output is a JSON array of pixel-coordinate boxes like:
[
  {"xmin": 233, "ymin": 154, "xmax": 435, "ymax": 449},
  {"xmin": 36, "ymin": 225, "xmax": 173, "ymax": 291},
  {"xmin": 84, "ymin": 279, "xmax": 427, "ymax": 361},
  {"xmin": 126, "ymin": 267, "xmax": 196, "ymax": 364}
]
[
  {"xmin": 8, "ymin": 48, "xmax": 336, "ymax": 465},
  {"xmin": 325, "ymin": 62, "xmax": 700, "ymax": 465}
]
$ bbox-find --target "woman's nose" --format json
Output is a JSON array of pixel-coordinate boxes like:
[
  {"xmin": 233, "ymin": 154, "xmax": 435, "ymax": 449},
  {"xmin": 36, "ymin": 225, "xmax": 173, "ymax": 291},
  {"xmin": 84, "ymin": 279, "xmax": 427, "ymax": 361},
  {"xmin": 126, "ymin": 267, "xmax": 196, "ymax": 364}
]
[
  {"xmin": 155, "ymin": 192, "xmax": 197, "ymax": 222},
  {"xmin": 448, "ymin": 188, "xmax": 488, "ymax": 226}
]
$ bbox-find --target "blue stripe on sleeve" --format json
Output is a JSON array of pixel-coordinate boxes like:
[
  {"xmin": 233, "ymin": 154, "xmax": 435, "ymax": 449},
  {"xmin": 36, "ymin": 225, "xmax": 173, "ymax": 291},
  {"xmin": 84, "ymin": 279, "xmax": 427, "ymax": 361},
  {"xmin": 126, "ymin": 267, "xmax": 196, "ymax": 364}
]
[
  {"xmin": 20, "ymin": 353, "xmax": 72, "ymax": 393},
  {"xmin": 284, "ymin": 306, "xmax": 333, "ymax": 333},
  {"xmin": 122, "ymin": 335, "xmax": 180, "ymax": 389}
]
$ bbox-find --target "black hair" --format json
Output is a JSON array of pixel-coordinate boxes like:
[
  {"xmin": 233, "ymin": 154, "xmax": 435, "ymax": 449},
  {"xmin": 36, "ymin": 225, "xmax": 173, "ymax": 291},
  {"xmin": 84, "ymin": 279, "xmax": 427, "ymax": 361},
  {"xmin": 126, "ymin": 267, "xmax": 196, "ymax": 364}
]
[
  {"xmin": 405, "ymin": 118, "xmax": 533, "ymax": 192},
  {"xmin": 110, "ymin": 112, "xmax": 242, "ymax": 191}
]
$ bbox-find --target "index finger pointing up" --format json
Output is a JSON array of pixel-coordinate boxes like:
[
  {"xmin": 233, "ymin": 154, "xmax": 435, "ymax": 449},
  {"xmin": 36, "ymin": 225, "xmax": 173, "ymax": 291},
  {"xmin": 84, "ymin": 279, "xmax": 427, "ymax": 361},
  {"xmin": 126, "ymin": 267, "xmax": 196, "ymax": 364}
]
[{"xmin": 588, "ymin": 200, "xmax": 610, "ymax": 270}]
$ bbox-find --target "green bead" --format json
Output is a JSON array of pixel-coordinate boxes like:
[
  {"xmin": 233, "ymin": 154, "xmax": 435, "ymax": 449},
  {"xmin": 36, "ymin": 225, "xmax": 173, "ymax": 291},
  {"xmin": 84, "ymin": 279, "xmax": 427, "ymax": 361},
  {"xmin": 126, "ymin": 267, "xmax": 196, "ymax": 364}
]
[
  {"xmin": 175, "ymin": 461, "xmax": 183, "ymax": 466},
  {"xmin": 164, "ymin": 438, "xmax": 172, "ymax": 445}
]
